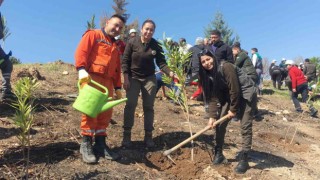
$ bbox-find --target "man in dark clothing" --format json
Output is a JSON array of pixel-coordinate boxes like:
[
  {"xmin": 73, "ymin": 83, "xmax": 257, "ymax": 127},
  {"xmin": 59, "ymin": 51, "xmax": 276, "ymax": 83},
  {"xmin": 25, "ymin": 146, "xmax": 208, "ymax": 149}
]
[
  {"xmin": 208, "ymin": 30, "xmax": 233, "ymax": 63},
  {"xmin": 303, "ymin": 58, "xmax": 317, "ymax": 83},
  {"xmin": 185, "ymin": 37, "xmax": 205, "ymax": 85},
  {"xmin": 269, "ymin": 60, "xmax": 282, "ymax": 89}
]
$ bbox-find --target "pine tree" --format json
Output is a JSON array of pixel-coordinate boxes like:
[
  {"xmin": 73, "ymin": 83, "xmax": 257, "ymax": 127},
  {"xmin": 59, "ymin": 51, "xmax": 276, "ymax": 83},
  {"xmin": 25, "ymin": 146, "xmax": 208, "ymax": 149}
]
[
  {"xmin": 86, "ymin": 15, "xmax": 96, "ymax": 30},
  {"xmin": 204, "ymin": 11, "xmax": 239, "ymax": 46}
]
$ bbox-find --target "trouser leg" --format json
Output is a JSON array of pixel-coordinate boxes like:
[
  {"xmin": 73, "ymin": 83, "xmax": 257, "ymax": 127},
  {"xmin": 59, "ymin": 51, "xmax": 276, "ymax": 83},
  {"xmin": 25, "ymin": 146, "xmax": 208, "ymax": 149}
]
[
  {"xmin": 141, "ymin": 75, "xmax": 157, "ymax": 131},
  {"xmin": 123, "ymin": 78, "xmax": 141, "ymax": 129},
  {"xmin": 238, "ymin": 98, "xmax": 253, "ymax": 152}
]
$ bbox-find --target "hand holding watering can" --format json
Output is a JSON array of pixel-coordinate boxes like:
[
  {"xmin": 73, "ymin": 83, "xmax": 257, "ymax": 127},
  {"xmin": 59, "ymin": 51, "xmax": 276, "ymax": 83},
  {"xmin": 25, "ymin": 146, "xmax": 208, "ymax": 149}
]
[{"xmin": 73, "ymin": 69, "xmax": 127, "ymax": 118}]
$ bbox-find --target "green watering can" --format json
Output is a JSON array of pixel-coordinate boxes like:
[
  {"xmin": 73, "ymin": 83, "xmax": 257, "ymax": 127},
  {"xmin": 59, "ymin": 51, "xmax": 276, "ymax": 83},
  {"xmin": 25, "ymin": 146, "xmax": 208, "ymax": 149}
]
[{"xmin": 73, "ymin": 80, "xmax": 127, "ymax": 118}]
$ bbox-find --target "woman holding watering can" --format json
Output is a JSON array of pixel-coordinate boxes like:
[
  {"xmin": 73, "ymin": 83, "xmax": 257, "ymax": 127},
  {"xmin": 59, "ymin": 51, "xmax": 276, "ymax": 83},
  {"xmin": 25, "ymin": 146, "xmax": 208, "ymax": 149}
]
[
  {"xmin": 121, "ymin": 19, "xmax": 177, "ymax": 148},
  {"xmin": 74, "ymin": 14, "xmax": 126, "ymax": 164},
  {"xmin": 198, "ymin": 49, "xmax": 255, "ymax": 174}
]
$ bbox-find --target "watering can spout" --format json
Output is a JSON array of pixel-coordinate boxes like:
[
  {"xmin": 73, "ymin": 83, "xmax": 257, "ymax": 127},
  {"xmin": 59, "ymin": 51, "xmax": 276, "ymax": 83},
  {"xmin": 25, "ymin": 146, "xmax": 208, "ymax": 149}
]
[{"xmin": 101, "ymin": 98, "xmax": 128, "ymax": 112}]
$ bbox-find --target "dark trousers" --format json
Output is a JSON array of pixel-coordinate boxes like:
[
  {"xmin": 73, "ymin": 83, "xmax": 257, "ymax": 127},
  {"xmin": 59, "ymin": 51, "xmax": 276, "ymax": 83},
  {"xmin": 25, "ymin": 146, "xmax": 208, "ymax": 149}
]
[
  {"xmin": 292, "ymin": 83, "xmax": 308, "ymax": 111},
  {"xmin": 123, "ymin": 75, "xmax": 157, "ymax": 131},
  {"xmin": 215, "ymin": 98, "xmax": 253, "ymax": 152},
  {"xmin": 271, "ymin": 70, "xmax": 282, "ymax": 89},
  {"xmin": 0, "ymin": 47, "xmax": 12, "ymax": 94}
]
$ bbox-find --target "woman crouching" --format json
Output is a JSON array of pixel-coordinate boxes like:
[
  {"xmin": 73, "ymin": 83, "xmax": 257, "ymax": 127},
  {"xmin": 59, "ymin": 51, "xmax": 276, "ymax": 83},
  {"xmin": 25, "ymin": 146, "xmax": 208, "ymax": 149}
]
[{"xmin": 198, "ymin": 49, "xmax": 254, "ymax": 174}]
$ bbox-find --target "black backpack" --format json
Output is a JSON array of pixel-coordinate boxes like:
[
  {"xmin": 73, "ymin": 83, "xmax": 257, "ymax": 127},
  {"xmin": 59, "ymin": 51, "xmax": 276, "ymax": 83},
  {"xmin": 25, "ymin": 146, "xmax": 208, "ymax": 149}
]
[{"xmin": 218, "ymin": 61, "xmax": 257, "ymax": 102}]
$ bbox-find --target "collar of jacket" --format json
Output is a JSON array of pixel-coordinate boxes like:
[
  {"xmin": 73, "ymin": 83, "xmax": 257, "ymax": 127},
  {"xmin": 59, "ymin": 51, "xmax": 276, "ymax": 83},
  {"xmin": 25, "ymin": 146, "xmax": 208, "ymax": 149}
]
[{"xmin": 101, "ymin": 28, "xmax": 116, "ymax": 42}]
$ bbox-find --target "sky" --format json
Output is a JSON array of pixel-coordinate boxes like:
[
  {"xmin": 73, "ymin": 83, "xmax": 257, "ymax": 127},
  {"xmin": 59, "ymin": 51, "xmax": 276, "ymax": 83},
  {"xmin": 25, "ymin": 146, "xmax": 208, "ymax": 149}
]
[{"xmin": 1, "ymin": 0, "xmax": 320, "ymax": 64}]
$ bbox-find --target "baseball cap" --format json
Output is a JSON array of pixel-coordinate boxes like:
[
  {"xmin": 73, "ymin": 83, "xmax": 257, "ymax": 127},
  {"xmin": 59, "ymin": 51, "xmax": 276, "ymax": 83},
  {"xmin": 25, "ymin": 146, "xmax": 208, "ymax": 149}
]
[
  {"xmin": 285, "ymin": 60, "xmax": 294, "ymax": 65},
  {"xmin": 129, "ymin": 29, "xmax": 137, "ymax": 34}
]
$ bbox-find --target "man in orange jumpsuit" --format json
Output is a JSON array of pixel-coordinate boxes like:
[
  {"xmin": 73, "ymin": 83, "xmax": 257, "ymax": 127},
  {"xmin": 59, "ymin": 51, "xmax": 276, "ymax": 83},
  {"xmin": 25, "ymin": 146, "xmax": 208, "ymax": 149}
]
[{"xmin": 74, "ymin": 14, "xmax": 125, "ymax": 164}]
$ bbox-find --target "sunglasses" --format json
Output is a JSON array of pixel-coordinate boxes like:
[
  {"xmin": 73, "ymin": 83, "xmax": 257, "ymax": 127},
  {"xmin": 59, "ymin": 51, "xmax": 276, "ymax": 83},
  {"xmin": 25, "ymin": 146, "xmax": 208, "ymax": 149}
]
[{"xmin": 198, "ymin": 49, "xmax": 214, "ymax": 58}]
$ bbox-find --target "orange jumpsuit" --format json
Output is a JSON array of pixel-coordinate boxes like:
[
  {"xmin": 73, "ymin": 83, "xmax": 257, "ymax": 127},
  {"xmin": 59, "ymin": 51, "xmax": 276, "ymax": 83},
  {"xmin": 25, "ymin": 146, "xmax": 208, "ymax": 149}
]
[{"xmin": 75, "ymin": 29, "xmax": 122, "ymax": 136}]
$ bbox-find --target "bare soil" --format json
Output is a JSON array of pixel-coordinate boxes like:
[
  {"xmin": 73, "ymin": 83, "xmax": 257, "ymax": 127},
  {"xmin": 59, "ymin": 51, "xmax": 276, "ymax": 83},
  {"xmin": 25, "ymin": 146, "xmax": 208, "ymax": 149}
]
[{"xmin": 1, "ymin": 62, "xmax": 320, "ymax": 179}]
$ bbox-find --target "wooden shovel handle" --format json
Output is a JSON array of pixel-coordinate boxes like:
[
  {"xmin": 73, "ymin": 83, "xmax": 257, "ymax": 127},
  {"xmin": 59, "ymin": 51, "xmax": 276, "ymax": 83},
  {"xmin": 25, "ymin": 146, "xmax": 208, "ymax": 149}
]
[{"xmin": 163, "ymin": 115, "xmax": 230, "ymax": 156}]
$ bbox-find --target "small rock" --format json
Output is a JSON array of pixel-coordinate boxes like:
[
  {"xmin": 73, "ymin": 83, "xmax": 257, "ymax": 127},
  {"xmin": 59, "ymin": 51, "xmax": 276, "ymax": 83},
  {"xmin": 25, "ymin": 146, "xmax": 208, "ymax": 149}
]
[
  {"xmin": 275, "ymin": 112, "xmax": 281, "ymax": 115},
  {"xmin": 283, "ymin": 110, "xmax": 290, "ymax": 114},
  {"xmin": 62, "ymin": 71, "xmax": 69, "ymax": 75},
  {"xmin": 283, "ymin": 117, "xmax": 288, "ymax": 121}
]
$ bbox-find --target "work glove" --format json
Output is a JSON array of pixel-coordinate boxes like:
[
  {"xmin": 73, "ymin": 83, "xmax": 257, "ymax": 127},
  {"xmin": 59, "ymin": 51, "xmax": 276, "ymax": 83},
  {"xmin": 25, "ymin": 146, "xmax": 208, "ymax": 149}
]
[
  {"xmin": 115, "ymin": 89, "xmax": 122, "ymax": 99},
  {"xmin": 78, "ymin": 69, "xmax": 90, "ymax": 84}
]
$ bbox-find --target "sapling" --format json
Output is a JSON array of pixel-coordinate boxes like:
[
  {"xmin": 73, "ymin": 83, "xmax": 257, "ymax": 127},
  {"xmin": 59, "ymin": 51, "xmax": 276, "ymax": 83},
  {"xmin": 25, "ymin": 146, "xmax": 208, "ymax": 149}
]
[
  {"xmin": 161, "ymin": 36, "xmax": 196, "ymax": 160},
  {"xmin": 10, "ymin": 77, "xmax": 39, "ymax": 179}
]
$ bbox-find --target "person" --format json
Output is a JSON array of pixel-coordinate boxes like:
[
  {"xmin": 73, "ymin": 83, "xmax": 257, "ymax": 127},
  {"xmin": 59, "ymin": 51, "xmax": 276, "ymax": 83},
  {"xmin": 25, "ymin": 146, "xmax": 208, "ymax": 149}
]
[
  {"xmin": 208, "ymin": 30, "xmax": 233, "ymax": 63},
  {"xmin": 232, "ymin": 43, "xmax": 257, "ymax": 82},
  {"xmin": 251, "ymin": 48, "xmax": 263, "ymax": 95},
  {"xmin": 0, "ymin": 1, "xmax": 14, "ymax": 102},
  {"xmin": 299, "ymin": 62, "xmax": 304, "ymax": 72},
  {"xmin": 74, "ymin": 14, "xmax": 126, "ymax": 164},
  {"xmin": 303, "ymin": 58, "xmax": 317, "ymax": 83},
  {"xmin": 232, "ymin": 43, "xmax": 260, "ymax": 120},
  {"xmin": 269, "ymin": 60, "xmax": 282, "ymax": 89},
  {"xmin": 285, "ymin": 60, "xmax": 318, "ymax": 116},
  {"xmin": 204, "ymin": 30, "xmax": 233, "ymax": 117},
  {"xmin": 186, "ymin": 37, "xmax": 205, "ymax": 100},
  {"xmin": 178, "ymin": 38, "xmax": 192, "ymax": 55},
  {"xmin": 279, "ymin": 58, "xmax": 290, "ymax": 84},
  {"xmin": 203, "ymin": 38, "xmax": 209, "ymax": 46},
  {"xmin": 128, "ymin": 28, "xmax": 137, "ymax": 39},
  {"xmin": 121, "ymin": 19, "xmax": 177, "ymax": 148},
  {"xmin": 198, "ymin": 49, "xmax": 255, "ymax": 174}
]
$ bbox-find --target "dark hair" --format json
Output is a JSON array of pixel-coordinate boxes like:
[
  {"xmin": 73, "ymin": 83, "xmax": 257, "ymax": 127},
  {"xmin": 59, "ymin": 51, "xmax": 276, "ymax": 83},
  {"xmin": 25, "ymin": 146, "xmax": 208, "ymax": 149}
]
[
  {"xmin": 251, "ymin": 48, "xmax": 258, "ymax": 52},
  {"xmin": 305, "ymin": 58, "xmax": 310, "ymax": 62},
  {"xmin": 233, "ymin": 42, "xmax": 241, "ymax": 49},
  {"xmin": 142, "ymin": 19, "xmax": 156, "ymax": 30},
  {"xmin": 110, "ymin": 14, "xmax": 126, "ymax": 24},
  {"xmin": 210, "ymin": 30, "xmax": 221, "ymax": 37},
  {"xmin": 198, "ymin": 48, "xmax": 220, "ymax": 102},
  {"xmin": 179, "ymin": 38, "xmax": 186, "ymax": 43}
]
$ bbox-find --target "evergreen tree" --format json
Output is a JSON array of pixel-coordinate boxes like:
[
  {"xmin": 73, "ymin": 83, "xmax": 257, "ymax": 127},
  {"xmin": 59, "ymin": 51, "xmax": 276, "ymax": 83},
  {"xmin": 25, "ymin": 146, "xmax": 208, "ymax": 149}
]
[
  {"xmin": 86, "ymin": 15, "xmax": 96, "ymax": 30},
  {"xmin": 204, "ymin": 11, "xmax": 239, "ymax": 46}
]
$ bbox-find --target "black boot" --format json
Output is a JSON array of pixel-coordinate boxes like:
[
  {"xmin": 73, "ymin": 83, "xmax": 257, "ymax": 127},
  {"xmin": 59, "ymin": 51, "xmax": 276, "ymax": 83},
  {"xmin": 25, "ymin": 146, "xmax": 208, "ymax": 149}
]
[
  {"xmin": 144, "ymin": 131, "xmax": 155, "ymax": 148},
  {"xmin": 94, "ymin": 136, "xmax": 120, "ymax": 161},
  {"xmin": 213, "ymin": 147, "xmax": 228, "ymax": 165},
  {"xmin": 309, "ymin": 106, "xmax": 318, "ymax": 117},
  {"xmin": 122, "ymin": 129, "xmax": 132, "ymax": 148},
  {"xmin": 80, "ymin": 136, "xmax": 97, "ymax": 164},
  {"xmin": 234, "ymin": 151, "xmax": 250, "ymax": 174}
]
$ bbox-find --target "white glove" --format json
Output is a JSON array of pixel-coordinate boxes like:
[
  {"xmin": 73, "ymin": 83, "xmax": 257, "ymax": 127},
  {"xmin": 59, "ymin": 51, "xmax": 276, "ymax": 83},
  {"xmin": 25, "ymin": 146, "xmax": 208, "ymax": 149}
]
[{"xmin": 78, "ymin": 69, "xmax": 90, "ymax": 83}]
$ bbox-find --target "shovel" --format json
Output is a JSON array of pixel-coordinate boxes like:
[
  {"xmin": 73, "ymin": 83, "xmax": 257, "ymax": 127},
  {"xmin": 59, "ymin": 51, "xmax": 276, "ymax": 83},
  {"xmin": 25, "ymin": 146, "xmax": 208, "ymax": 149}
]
[{"xmin": 163, "ymin": 115, "xmax": 230, "ymax": 159}]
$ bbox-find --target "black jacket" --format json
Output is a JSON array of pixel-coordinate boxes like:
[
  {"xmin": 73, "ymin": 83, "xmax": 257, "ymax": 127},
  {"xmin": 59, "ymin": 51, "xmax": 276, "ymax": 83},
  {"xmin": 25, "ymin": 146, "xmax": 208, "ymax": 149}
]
[
  {"xmin": 207, "ymin": 41, "xmax": 233, "ymax": 63},
  {"xmin": 188, "ymin": 44, "xmax": 205, "ymax": 74}
]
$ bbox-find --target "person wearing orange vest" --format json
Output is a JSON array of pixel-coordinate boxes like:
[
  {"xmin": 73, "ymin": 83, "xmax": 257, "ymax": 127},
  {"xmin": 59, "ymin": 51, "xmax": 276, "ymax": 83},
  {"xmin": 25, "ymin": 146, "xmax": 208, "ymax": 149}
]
[{"xmin": 74, "ymin": 14, "xmax": 126, "ymax": 164}]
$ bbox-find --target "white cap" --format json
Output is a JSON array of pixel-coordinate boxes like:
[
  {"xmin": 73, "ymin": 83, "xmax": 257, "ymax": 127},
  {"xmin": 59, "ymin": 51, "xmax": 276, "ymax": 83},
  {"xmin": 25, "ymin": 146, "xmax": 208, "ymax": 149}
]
[
  {"xmin": 299, "ymin": 62, "xmax": 303, "ymax": 65},
  {"xmin": 129, "ymin": 29, "xmax": 137, "ymax": 34},
  {"xmin": 272, "ymin": 59, "xmax": 277, "ymax": 63},
  {"xmin": 285, "ymin": 60, "xmax": 294, "ymax": 65},
  {"xmin": 282, "ymin": 58, "xmax": 286, "ymax": 61}
]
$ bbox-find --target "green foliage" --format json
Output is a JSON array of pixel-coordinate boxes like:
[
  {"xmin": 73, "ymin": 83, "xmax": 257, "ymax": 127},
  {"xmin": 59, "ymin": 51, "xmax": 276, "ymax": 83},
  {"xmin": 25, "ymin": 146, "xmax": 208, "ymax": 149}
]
[
  {"xmin": 204, "ymin": 11, "xmax": 239, "ymax": 46},
  {"xmin": 1, "ymin": 14, "xmax": 11, "ymax": 44},
  {"xmin": 10, "ymin": 77, "xmax": 40, "ymax": 179},
  {"xmin": 161, "ymin": 35, "xmax": 191, "ymax": 111},
  {"xmin": 86, "ymin": 15, "xmax": 96, "ymax": 30},
  {"xmin": 309, "ymin": 56, "xmax": 320, "ymax": 70},
  {"xmin": 10, "ymin": 56, "xmax": 22, "ymax": 64}
]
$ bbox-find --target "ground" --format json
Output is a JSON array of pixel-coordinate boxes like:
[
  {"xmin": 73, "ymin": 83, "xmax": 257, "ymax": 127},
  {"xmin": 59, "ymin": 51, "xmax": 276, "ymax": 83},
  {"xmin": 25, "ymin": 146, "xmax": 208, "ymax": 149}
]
[{"xmin": 0, "ymin": 62, "xmax": 320, "ymax": 179}]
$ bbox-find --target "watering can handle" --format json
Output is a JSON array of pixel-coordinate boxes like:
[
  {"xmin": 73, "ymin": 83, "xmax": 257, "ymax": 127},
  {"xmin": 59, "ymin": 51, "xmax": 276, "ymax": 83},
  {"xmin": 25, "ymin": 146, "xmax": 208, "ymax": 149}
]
[{"xmin": 78, "ymin": 79, "xmax": 109, "ymax": 96}]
